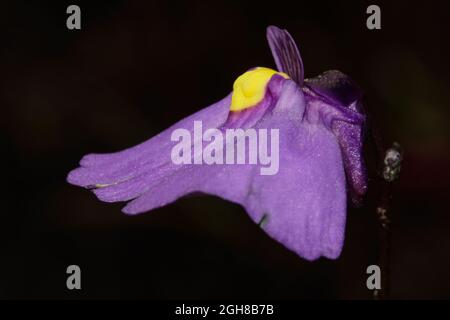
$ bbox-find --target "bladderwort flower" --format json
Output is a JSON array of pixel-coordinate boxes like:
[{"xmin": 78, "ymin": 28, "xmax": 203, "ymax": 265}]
[{"xmin": 67, "ymin": 26, "xmax": 367, "ymax": 260}]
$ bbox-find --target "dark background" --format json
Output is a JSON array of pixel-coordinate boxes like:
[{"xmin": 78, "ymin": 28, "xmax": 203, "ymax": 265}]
[{"xmin": 1, "ymin": 0, "xmax": 450, "ymax": 299}]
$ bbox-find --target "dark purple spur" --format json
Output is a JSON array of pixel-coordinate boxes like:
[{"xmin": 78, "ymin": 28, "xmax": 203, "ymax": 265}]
[{"xmin": 68, "ymin": 26, "xmax": 367, "ymax": 261}]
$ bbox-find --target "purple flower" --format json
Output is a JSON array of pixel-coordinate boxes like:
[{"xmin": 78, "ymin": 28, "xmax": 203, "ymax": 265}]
[{"xmin": 67, "ymin": 26, "xmax": 367, "ymax": 260}]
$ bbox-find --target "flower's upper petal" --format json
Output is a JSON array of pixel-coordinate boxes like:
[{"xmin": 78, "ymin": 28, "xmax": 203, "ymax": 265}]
[
  {"xmin": 266, "ymin": 26, "xmax": 304, "ymax": 86},
  {"xmin": 266, "ymin": 25, "xmax": 367, "ymax": 205}
]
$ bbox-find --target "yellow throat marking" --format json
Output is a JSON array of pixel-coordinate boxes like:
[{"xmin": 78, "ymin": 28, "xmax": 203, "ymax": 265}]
[{"xmin": 230, "ymin": 67, "xmax": 289, "ymax": 112}]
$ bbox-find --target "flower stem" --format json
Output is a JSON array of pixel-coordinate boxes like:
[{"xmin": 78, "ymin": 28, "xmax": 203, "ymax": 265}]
[{"xmin": 370, "ymin": 120, "xmax": 403, "ymax": 299}]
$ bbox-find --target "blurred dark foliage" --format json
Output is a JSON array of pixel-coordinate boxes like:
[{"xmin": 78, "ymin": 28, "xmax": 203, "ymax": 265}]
[{"xmin": 1, "ymin": 0, "xmax": 450, "ymax": 299}]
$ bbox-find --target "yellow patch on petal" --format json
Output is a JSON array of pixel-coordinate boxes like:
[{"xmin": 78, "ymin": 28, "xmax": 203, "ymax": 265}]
[{"xmin": 230, "ymin": 67, "xmax": 289, "ymax": 112}]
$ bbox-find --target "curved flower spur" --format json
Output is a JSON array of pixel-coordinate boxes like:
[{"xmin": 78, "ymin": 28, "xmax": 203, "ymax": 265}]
[{"xmin": 67, "ymin": 26, "xmax": 367, "ymax": 261}]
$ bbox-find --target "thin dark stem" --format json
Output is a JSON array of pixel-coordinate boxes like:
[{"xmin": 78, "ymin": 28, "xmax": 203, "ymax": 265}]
[
  {"xmin": 369, "ymin": 117, "xmax": 402, "ymax": 300},
  {"xmin": 373, "ymin": 178, "xmax": 392, "ymax": 299}
]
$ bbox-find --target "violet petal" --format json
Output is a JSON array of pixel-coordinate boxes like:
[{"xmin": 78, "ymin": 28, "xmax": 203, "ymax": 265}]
[{"xmin": 266, "ymin": 26, "xmax": 304, "ymax": 86}]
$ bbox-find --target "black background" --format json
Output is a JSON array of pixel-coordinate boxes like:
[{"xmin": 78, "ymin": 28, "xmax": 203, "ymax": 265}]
[{"xmin": 1, "ymin": 0, "xmax": 450, "ymax": 299}]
